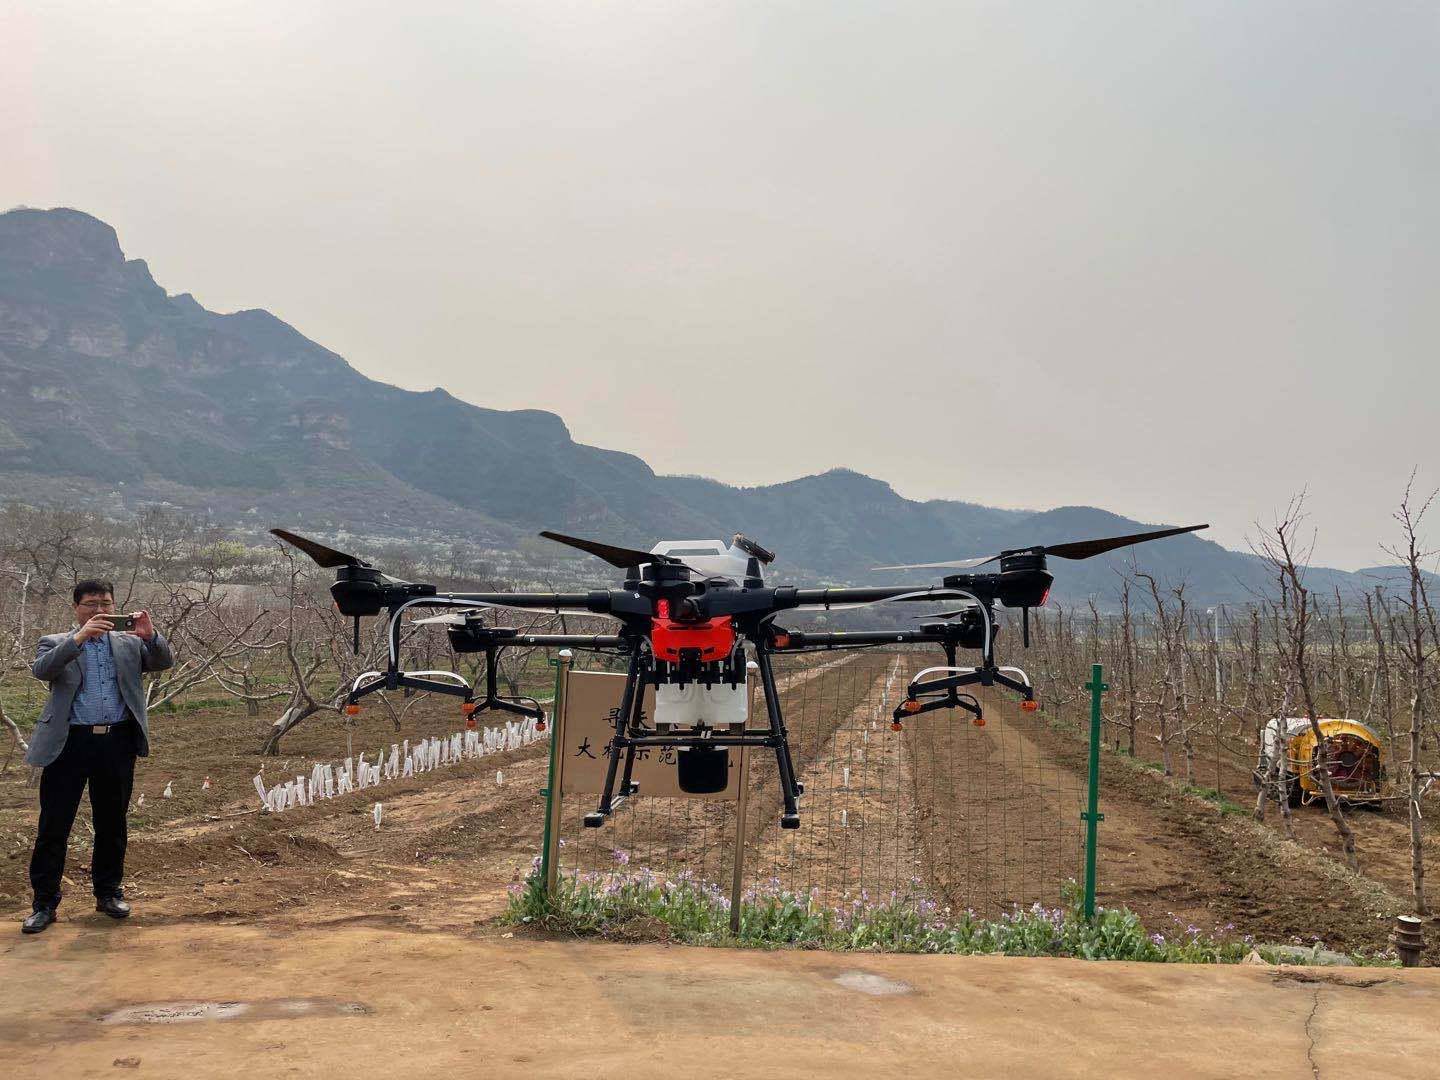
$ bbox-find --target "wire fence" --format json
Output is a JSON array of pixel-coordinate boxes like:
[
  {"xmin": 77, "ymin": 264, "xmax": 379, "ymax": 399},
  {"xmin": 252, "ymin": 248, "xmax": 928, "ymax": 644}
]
[{"xmin": 554, "ymin": 647, "xmax": 1092, "ymax": 918}]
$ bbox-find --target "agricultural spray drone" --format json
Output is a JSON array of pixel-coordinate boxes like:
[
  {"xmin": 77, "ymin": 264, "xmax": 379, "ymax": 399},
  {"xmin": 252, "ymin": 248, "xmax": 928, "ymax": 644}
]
[{"xmin": 271, "ymin": 522, "xmax": 1206, "ymax": 829}]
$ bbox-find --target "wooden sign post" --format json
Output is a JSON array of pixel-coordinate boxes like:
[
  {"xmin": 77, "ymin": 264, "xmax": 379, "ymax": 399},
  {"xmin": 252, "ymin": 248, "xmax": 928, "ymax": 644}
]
[{"xmin": 541, "ymin": 651, "xmax": 573, "ymax": 898}]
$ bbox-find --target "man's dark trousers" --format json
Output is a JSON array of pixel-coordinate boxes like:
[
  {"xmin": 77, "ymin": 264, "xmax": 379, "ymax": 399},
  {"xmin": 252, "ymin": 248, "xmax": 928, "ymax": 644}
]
[{"xmin": 29, "ymin": 718, "xmax": 138, "ymax": 910}]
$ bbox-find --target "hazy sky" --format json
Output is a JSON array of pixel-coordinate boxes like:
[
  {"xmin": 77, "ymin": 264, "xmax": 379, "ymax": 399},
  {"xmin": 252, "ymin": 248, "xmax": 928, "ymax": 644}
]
[{"xmin": 5, "ymin": 1, "xmax": 1436, "ymax": 569}]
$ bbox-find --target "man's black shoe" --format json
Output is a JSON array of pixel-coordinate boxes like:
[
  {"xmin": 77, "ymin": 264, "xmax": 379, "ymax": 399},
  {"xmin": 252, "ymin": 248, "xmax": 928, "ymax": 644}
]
[
  {"xmin": 96, "ymin": 896, "xmax": 131, "ymax": 919},
  {"xmin": 21, "ymin": 908, "xmax": 56, "ymax": 934}
]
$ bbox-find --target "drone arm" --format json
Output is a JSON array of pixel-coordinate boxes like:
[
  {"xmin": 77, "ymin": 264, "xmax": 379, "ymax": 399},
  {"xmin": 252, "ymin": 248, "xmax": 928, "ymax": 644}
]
[
  {"xmin": 786, "ymin": 585, "xmax": 959, "ymax": 608},
  {"xmin": 386, "ymin": 592, "xmax": 619, "ymax": 663},
  {"xmin": 771, "ymin": 629, "xmax": 955, "ymax": 649},
  {"xmin": 447, "ymin": 591, "xmax": 614, "ymax": 614},
  {"xmin": 504, "ymin": 633, "xmax": 626, "ymax": 648}
]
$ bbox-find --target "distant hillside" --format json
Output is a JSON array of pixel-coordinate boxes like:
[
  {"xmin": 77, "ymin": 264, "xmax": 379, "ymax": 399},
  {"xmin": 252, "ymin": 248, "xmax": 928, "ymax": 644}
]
[{"xmin": 0, "ymin": 206, "xmax": 1415, "ymax": 604}]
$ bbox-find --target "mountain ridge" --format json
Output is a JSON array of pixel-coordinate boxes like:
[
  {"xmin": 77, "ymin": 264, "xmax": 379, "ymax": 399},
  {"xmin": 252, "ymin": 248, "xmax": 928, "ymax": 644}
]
[{"xmin": 0, "ymin": 206, "xmax": 1416, "ymax": 603}]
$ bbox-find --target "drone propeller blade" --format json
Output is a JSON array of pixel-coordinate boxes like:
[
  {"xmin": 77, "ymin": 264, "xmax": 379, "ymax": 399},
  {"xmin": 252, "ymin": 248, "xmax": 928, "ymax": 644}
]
[
  {"xmin": 1043, "ymin": 524, "xmax": 1208, "ymax": 561},
  {"xmin": 875, "ymin": 524, "xmax": 1208, "ymax": 573},
  {"xmin": 539, "ymin": 531, "xmax": 681, "ymax": 570},
  {"xmin": 873, "ymin": 554, "xmax": 1000, "ymax": 572},
  {"xmin": 270, "ymin": 528, "xmax": 369, "ymax": 569}
]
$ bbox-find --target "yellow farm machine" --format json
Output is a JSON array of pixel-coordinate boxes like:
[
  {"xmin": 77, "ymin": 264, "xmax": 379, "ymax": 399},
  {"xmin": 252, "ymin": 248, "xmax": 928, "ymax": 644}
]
[{"xmin": 1257, "ymin": 717, "xmax": 1386, "ymax": 807}]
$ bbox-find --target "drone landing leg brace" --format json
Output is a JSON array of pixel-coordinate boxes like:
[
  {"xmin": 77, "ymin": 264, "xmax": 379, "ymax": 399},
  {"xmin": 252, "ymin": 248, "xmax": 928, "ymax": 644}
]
[
  {"xmin": 584, "ymin": 644, "xmax": 806, "ymax": 829},
  {"xmin": 469, "ymin": 641, "xmax": 546, "ymax": 722},
  {"xmin": 346, "ymin": 620, "xmax": 552, "ymax": 726},
  {"xmin": 892, "ymin": 633, "xmax": 1034, "ymax": 727},
  {"xmin": 587, "ymin": 651, "xmax": 647, "ymax": 826},
  {"xmin": 755, "ymin": 644, "xmax": 804, "ymax": 827}
]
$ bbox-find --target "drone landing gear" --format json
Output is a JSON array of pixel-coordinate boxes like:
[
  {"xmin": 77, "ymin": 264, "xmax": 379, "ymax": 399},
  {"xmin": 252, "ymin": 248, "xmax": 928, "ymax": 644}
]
[
  {"xmin": 583, "ymin": 778, "xmax": 640, "ymax": 828},
  {"xmin": 586, "ymin": 652, "xmax": 647, "ymax": 828},
  {"xmin": 754, "ymin": 647, "xmax": 804, "ymax": 828},
  {"xmin": 344, "ymin": 637, "xmax": 547, "ymax": 729},
  {"xmin": 585, "ymin": 646, "xmax": 805, "ymax": 829},
  {"xmin": 894, "ymin": 689, "xmax": 984, "ymax": 728},
  {"xmin": 892, "ymin": 658, "xmax": 1034, "ymax": 729},
  {"xmin": 465, "ymin": 643, "xmax": 546, "ymax": 724}
]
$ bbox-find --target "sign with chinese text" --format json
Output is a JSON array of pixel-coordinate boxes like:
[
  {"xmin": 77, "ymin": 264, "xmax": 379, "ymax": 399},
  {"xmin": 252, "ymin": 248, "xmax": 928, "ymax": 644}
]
[{"xmin": 559, "ymin": 670, "xmax": 749, "ymax": 801}]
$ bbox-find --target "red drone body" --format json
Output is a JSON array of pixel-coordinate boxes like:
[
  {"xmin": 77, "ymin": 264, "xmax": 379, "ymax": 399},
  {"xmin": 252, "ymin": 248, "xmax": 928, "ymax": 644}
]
[{"xmin": 650, "ymin": 599, "xmax": 735, "ymax": 663}]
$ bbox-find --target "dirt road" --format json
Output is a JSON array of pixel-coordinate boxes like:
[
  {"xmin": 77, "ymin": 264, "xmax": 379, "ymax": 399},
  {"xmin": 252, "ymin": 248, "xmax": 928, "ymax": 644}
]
[{"xmin": 3, "ymin": 922, "xmax": 1437, "ymax": 1080}]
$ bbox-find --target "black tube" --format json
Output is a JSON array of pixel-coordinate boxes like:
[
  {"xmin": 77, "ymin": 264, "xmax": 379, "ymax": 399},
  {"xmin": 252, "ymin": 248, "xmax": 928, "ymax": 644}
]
[
  {"xmin": 510, "ymin": 634, "xmax": 626, "ymax": 648},
  {"xmin": 449, "ymin": 591, "xmax": 612, "ymax": 613},
  {"xmin": 786, "ymin": 585, "xmax": 960, "ymax": 608},
  {"xmin": 779, "ymin": 630, "xmax": 947, "ymax": 647}
]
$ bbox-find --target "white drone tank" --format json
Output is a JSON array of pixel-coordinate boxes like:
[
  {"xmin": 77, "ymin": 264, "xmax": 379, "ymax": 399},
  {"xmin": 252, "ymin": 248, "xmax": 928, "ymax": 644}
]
[
  {"xmin": 649, "ymin": 539, "xmax": 754, "ymax": 583},
  {"xmin": 648, "ymin": 539, "xmax": 755, "ymax": 730}
]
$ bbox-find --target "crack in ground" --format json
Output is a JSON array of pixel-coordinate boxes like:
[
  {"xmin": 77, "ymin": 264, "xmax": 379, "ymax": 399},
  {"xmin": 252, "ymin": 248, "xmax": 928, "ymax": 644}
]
[{"xmin": 1304, "ymin": 985, "xmax": 1323, "ymax": 1079}]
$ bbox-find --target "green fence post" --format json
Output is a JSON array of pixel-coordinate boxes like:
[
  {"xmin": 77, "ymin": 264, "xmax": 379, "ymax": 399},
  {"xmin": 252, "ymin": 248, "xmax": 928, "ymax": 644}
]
[
  {"xmin": 539, "ymin": 650, "xmax": 572, "ymax": 901},
  {"xmin": 1082, "ymin": 662, "xmax": 1108, "ymax": 921}
]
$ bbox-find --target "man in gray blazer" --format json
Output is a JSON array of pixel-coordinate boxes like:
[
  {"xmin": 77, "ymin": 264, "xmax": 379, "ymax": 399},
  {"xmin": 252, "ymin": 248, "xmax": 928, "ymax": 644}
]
[{"xmin": 22, "ymin": 579, "xmax": 174, "ymax": 934}]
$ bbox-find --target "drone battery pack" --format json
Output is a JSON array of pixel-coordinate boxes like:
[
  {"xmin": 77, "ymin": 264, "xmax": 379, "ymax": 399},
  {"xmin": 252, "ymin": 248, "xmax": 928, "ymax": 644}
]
[{"xmin": 677, "ymin": 746, "xmax": 729, "ymax": 794}]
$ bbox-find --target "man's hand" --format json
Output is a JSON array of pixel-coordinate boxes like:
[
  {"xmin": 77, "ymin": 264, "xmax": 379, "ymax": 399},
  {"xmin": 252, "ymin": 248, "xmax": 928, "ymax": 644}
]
[
  {"xmin": 73, "ymin": 614, "xmax": 114, "ymax": 645},
  {"xmin": 131, "ymin": 610, "xmax": 156, "ymax": 641}
]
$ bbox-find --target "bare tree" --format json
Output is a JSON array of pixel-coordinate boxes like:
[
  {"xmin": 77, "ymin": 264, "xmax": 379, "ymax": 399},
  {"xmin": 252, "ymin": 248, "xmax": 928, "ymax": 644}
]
[
  {"xmin": 1363, "ymin": 587, "xmax": 1398, "ymax": 761},
  {"xmin": 1251, "ymin": 598, "xmax": 1296, "ymax": 839},
  {"xmin": 1254, "ymin": 496, "xmax": 1359, "ymax": 871},
  {"xmin": 1136, "ymin": 572, "xmax": 1186, "ymax": 778},
  {"xmin": 0, "ymin": 568, "xmax": 34, "ymax": 769},
  {"xmin": 1385, "ymin": 473, "xmax": 1435, "ymax": 915},
  {"xmin": 1118, "ymin": 576, "xmax": 1139, "ymax": 756},
  {"xmin": 260, "ymin": 547, "xmax": 347, "ymax": 754}
]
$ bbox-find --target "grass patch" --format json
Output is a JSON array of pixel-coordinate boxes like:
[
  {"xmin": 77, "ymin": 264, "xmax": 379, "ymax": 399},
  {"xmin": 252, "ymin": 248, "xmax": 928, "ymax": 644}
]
[
  {"xmin": 150, "ymin": 696, "xmax": 239, "ymax": 714},
  {"xmin": 505, "ymin": 866, "xmax": 1379, "ymax": 964},
  {"xmin": 1185, "ymin": 785, "xmax": 1246, "ymax": 815}
]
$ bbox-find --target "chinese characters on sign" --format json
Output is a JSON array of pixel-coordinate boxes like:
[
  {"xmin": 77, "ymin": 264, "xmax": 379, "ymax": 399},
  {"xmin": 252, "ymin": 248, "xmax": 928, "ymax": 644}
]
[{"xmin": 558, "ymin": 671, "xmax": 746, "ymax": 801}]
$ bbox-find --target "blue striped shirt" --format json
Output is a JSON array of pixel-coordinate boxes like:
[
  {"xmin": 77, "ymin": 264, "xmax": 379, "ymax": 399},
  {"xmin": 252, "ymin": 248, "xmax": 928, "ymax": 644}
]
[{"xmin": 69, "ymin": 633, "xmax": 126, "ymax": 727}]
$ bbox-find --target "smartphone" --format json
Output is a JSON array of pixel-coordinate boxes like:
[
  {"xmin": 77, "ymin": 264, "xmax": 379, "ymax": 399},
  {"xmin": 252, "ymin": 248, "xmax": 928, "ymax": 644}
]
[{"xmin": 107, "ymin": 614, "xmax": 136, "ymax": 633}]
